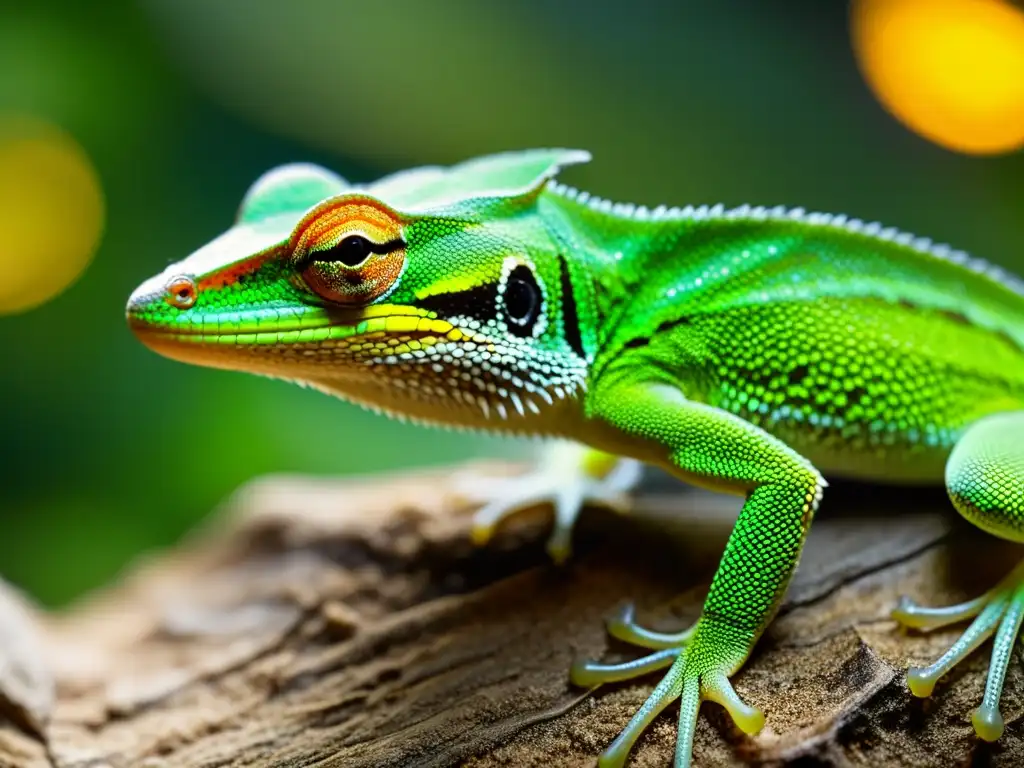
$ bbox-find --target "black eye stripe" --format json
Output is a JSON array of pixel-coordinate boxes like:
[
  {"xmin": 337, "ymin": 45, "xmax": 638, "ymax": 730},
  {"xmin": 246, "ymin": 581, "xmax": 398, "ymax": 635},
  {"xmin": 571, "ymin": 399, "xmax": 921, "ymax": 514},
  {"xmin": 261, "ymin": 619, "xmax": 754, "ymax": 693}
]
[
  {"xmin": 412, "ymin": 263, "xmax": 544, "ymax": 339},
  {"xmin": 557, "ymin": 254, "xmax": 585, "ymax": 359},
  {"xmin": 418, "ymin": 282, "xmax": 499, "ymax": 323}
]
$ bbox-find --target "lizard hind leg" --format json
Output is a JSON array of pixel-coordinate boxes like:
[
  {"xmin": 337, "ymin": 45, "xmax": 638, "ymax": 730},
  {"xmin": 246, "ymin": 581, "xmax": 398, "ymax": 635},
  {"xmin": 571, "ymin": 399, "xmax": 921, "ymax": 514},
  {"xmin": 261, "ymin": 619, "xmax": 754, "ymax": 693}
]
[{"xmin": 894, "ymin": 411, "xmax": 1024, "ymax": 741}]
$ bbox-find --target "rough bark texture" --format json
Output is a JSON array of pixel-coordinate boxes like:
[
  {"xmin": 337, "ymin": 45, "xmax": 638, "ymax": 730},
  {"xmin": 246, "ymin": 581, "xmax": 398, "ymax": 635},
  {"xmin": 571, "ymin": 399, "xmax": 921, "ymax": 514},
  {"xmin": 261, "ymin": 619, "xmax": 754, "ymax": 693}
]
[{"xmin": 1, "ymin": 462, "xmax": 1022, "ymax": 767}]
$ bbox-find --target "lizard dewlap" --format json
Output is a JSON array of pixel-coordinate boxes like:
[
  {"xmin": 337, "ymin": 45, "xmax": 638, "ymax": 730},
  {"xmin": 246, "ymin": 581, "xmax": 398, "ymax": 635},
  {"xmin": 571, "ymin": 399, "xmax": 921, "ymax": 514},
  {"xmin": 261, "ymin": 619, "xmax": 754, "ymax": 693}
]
[{"xmin": 128, "ymin": 150, "xmax": 1024, "ymax": 768}]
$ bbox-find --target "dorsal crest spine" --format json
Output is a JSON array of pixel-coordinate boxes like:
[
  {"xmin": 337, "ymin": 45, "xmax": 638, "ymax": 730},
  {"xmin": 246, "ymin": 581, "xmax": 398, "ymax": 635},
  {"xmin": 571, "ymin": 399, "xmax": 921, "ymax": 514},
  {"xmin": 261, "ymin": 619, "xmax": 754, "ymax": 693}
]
[{"xmin": 545, "ymin": 181, "xmax": 1024, "ymax": 297}]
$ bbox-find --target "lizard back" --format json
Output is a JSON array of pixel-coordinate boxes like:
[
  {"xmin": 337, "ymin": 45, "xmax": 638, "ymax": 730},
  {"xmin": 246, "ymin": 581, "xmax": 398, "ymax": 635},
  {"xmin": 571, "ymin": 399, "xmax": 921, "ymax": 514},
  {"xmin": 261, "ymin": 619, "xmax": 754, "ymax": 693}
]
[{"xmin": 543, "ymin": 191, "xmax": 1024, "ymax": 479}]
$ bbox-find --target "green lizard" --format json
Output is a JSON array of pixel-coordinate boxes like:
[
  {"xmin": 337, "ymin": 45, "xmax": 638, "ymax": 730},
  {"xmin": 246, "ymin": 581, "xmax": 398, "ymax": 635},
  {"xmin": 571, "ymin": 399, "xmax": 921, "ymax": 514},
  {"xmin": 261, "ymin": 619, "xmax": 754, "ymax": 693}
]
[{"xmin": 126, "ymin": 150, "xmax": 1024, "ymax": 767}]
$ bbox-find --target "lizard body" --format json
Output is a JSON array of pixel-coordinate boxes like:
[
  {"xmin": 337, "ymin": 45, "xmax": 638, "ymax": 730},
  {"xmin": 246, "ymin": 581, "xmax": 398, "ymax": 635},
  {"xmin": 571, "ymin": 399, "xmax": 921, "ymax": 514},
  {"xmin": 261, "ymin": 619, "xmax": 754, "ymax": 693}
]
[
  {"xmin": 127, "ymin": 150, "xmax": 1024, "ymax": 766},
  {"xmin": 547, "ymin": 185, "xmax": 1024, "ymax": 481}
]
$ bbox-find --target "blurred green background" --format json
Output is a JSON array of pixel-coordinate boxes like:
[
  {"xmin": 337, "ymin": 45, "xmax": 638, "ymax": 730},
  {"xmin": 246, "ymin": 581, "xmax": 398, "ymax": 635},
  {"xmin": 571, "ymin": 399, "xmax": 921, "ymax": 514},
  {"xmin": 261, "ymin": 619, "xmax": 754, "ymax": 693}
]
[{"xmin": 0, "ymin": 0, "xmax": 1021, "ymax": 607}]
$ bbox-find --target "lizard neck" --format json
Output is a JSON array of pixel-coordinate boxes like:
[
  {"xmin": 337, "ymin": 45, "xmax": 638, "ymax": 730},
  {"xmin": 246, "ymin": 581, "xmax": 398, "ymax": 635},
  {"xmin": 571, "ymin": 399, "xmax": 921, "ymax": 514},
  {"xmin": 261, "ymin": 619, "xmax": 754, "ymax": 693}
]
[
  {"xmin": 537, "ymin": 183, "xmax": 673, "ymax": 291},
  {"xmin": 537, "ymin": 183, "xmax": 698, "ymax": 355}
]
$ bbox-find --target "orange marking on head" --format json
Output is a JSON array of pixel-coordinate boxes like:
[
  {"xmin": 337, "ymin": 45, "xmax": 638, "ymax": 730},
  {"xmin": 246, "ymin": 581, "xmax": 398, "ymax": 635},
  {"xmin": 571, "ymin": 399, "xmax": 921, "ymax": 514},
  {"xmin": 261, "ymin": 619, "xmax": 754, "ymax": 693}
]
[
  {"xmin": 290, "ymin": 197, "xmax": 405, "ymax": 255},
  {"xmin": 289, "ymin": 196, "xmax": 410, "ymax": 306},
  {"xmin": 198, "ymin": 250, "xmax": 278, "ymax": 291}
]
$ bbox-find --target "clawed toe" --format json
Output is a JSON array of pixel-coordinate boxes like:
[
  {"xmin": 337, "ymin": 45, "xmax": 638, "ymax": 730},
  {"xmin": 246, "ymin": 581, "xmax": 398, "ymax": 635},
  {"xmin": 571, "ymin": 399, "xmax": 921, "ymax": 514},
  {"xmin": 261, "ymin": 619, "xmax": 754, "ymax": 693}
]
[
  {"xmin": 606, "ymin": 603, "xmax": 695, "ymax": 649},
  {"xmin": 596, "ymin": 655, "xmax": 687, "ymax": 768},
  {"xmin": 570, "ymin": 647, "xmax": 681, "ymax": 687},
  {"xmin": 703, "ymin": 670, "xmax": 764, "ymax": 735},
  {"xmin": 570, "ymin": 603, "xmax": 694, "ymax": 689},
  {"xmin": 904, "ymin": 593, "xmax": 1008, "ymax": 698},
  {"xmin": 973, "ymin": 703, "xmax": 1005, "ymax": 742},
  {"xmin": 892, "ymin": 592, "xmax": 989, "ymax": 631}
]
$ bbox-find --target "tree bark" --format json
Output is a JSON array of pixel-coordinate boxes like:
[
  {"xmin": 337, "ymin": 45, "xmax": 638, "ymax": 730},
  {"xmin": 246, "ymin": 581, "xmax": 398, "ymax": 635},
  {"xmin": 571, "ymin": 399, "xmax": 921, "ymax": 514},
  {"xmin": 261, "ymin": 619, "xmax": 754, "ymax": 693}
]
[{"xmin": 2, "ymin": 462, "xmax": 1022, "ymax": 767}]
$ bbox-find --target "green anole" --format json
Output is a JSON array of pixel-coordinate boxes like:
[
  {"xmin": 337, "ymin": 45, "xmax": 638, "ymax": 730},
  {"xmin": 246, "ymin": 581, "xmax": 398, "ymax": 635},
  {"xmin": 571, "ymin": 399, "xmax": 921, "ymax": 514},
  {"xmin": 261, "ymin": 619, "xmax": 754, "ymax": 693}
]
[{"xmin": 126, "ymin": 150, "xmax": 1024, "ymax": 767}]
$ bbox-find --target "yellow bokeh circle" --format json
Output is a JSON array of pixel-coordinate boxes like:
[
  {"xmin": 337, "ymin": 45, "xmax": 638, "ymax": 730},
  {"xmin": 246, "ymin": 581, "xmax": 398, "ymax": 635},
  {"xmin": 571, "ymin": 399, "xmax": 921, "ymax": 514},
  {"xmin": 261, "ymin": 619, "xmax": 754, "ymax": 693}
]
[
  {"xmin": 0, "ymin": 116, "xmax": 104, "ymax": 315},
  {"xmin": 852, "ymin": 0, "xmax": 1024, "ymax": 155}
]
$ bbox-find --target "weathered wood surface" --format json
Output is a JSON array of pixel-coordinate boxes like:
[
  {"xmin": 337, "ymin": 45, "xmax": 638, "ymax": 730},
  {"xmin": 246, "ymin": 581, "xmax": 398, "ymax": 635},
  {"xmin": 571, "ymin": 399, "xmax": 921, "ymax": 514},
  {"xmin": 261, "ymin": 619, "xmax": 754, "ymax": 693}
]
[{"xmin": 1, "ymin": 463, "xmax": 1022, "ymax": 767}]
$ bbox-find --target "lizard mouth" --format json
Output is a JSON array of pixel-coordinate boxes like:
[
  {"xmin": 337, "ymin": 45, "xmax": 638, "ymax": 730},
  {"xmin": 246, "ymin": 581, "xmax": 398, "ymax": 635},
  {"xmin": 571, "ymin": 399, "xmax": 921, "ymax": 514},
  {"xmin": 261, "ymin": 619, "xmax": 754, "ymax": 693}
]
[
  {"xmin": 126, "ymin": 279, "xmax": 463, "ymax": 345},
  {"xmin": 126, "ymin": 291, "xmax": 485, "ymax": 376},
  {"xmin": 127, "ymin": 310, "xmax": 468, "ymax": 346},
  {"xmin": 126, "ymin": 288, "xmax": 584, "ymax": 425}
]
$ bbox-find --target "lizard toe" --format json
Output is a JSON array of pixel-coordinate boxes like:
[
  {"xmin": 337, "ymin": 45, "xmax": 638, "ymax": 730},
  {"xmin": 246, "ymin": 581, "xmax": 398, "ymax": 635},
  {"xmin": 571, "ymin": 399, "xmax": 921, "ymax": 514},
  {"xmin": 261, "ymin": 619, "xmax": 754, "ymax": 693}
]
[
  {"xmin": 606, "ymin": 602, "xmax": 696, "ymax": 650},
  {"xmin": 901, "ymin": 562, "xmax": 1024, "ymax": 742}
]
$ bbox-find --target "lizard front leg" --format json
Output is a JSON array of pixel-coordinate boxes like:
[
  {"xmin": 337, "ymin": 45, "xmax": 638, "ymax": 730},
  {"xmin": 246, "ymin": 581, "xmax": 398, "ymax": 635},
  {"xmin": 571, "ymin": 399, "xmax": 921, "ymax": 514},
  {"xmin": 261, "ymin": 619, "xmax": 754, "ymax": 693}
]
[
  {"xmin": 575, "ymin": 380, "xmax": 825, "ymax": 768},
  {"xmin": 454, "ymin": 442, "xmax": 642, "ymax": 563}
]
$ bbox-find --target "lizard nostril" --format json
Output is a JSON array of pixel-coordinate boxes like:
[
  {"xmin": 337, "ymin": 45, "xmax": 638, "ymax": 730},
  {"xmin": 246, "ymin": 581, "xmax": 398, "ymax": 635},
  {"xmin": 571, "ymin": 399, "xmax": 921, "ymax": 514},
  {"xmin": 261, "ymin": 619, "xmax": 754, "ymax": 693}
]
[{"xmin": 164, "ymin": 275, "xmax": 197, "ymax": 309}]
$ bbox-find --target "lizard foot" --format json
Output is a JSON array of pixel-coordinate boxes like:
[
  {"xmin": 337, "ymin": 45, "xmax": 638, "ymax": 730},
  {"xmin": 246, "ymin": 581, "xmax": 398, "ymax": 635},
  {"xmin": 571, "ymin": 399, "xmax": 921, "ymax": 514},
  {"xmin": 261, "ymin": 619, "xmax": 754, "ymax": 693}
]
[
  {"xmin": 572, "ymin": 617, "xmax": 761, "ymax": 768},
  {"xmin": 894, "ymin": 561, "xmax": 1024, "ymax": 741},
  {"xmin": 454, "ymin": 441, "xmax": 642, "ymax": 563}
]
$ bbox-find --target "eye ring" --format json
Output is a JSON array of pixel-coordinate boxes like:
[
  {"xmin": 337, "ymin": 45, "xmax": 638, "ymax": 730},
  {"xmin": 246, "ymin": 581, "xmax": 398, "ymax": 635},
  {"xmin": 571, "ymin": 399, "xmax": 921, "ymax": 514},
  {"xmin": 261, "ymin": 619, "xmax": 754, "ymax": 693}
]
[
  {"xmin": 164, "ymin": 275, "xmax": 197, "ymax": 309},
  {"xmin": 299, "ymin": 237, "xmax": 407, "ymax": 306},
  {"xmin": 288, "ymin": 199, "xmax": 408, "ymax": 306}
]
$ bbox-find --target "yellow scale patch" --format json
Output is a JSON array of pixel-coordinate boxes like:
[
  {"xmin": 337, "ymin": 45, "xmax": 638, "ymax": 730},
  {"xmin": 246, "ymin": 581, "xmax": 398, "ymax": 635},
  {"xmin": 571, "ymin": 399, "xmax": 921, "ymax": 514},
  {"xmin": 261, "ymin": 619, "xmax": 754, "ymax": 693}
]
[{"xmin": 198, "ymin": 302, "xmax": 487, "ymax": 361}]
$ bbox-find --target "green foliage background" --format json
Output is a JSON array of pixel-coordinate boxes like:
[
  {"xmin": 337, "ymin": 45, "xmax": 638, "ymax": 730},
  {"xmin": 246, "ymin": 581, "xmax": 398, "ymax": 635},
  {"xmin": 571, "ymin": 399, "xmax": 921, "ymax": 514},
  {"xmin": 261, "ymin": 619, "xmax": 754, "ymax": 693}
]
[{"xmin": 1, "ymin": 0, "xmax": 1021, "ymax": 606}]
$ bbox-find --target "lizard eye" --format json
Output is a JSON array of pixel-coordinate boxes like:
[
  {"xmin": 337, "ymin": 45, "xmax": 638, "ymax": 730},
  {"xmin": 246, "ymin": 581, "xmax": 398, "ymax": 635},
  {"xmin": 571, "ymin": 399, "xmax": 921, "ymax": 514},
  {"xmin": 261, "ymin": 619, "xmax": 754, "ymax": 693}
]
[
  {"xmin": 300, "ymin": 237, "xmax": 405, "ymax": 305},
  {"xmin": 289, "ymin": 196, "xmax": 408, "ymax": 306},
  {"xmin": 164, "ymin": 275, "xmax": 196, "ymax": 309},
  {"xmin": 327, "ymin": 235, "xmax": 373, "ymax": 267},
  {"xmin": 501, "ymin": 264, "xmax": 543, "ymax": 337}
]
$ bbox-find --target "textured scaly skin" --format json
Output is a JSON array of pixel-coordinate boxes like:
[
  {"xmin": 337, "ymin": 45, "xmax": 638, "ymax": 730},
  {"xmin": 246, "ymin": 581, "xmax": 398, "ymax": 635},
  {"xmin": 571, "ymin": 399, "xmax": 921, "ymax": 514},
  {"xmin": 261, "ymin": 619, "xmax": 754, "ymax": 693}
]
[{"xmin": 127, "ymin": 150, "xmax": 1024, "ymax": 766}]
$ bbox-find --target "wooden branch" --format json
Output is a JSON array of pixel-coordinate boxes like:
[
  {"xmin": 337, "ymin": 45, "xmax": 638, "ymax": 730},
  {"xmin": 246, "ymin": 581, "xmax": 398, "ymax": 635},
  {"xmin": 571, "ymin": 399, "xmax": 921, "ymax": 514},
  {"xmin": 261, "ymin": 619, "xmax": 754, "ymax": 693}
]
[{"xmin": 2, "ymin": 463, "xmax": 1022, "ymax": 767}]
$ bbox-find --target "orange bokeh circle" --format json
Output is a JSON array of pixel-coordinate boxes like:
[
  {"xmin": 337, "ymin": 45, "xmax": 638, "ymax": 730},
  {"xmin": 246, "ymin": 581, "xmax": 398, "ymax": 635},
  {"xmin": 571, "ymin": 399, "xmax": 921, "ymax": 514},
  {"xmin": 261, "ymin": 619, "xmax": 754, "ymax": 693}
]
[{"xmin": 852, "ymin": 0, "xmax": 1024, "ymax": 155}]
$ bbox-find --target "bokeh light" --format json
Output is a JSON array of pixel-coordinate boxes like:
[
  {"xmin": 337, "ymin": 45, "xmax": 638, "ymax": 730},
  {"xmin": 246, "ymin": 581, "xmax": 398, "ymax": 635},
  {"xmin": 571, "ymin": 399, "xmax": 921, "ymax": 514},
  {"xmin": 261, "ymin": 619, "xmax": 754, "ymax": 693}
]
[
  {"xmin": 0, "ymin": 115, "xmax": 104, "ymax": 314},
  {"xmin": 852, "ymin": 0, "xmax": 1024, "ymax": 155}
]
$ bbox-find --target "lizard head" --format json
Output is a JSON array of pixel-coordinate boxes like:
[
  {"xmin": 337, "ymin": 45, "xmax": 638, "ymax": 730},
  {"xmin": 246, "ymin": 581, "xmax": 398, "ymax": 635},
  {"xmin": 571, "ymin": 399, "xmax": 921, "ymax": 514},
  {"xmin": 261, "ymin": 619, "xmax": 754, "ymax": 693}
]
[{"xmin": 126, "ymin": 149, "xmax": 596, "ymax": 430}]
